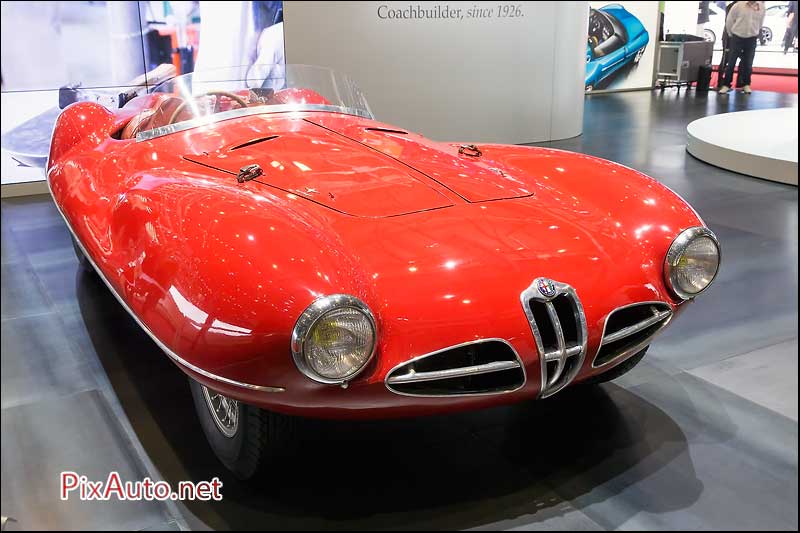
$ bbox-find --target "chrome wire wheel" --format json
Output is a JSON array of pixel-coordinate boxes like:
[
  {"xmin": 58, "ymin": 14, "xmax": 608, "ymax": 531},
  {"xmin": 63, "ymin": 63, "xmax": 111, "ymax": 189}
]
[
  {"xmin": 201, "ymin": 385, "xmax": 239, "ymax": 438},
  {"xmin": 760, "ymin": 27, "xmax": 772, "ymax": 45}
]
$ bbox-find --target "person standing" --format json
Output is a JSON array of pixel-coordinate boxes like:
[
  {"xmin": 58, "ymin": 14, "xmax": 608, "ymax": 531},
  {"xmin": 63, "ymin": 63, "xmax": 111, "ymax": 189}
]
[
  {"xmin": 719, "ymin": 1, "xmax": 766, "ymax": 94},
  {"xmin": 784, "ymin": 1, "xmax": 798, "ymax": 54}
]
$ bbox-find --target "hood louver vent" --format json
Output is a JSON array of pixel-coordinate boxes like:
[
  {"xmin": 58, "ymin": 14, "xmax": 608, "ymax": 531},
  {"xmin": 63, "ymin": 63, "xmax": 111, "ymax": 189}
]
[
  {"xmin": 229, "ymin": 135, "xmax": 279, "ymax": 151},
  {"xmin": 364, "ymin": 127, "xmax": 408, "ymax": 135}
]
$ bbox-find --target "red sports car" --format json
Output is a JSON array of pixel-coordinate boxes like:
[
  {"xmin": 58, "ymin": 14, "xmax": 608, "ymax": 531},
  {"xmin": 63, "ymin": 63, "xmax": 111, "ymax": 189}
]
[{"xmin": 47, "ymin": 65, "xmax": 720, "ymax": 478}]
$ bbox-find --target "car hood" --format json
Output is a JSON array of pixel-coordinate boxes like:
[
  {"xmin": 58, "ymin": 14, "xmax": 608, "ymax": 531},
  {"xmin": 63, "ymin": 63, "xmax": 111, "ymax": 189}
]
[
  {"xmin": 182, "ymin": 114, "xmax": 534, "ymax": 217},
  {"xmin": 321, "ymin": 141, "xmax": 701, "ymax": 356},
  {"xmin": 340, "ymin": 162, "xmax": 695, "ymax": 311},
  {"xmin": 331, "ymin": 188, "xmax": 694, "ymax": 377}
]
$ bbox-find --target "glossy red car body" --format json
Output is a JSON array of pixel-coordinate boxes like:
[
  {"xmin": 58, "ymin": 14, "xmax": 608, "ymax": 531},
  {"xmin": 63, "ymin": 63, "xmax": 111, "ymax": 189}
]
[{"xmin": 47, "ymin": 93, "xmax": 704, "ymax": 420}]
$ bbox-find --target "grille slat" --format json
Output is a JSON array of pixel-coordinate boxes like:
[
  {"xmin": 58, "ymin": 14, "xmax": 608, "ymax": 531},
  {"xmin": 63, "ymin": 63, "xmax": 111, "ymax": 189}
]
[
  {"xmin": 520, "ymin": 278, "xmax": 588, "ymax": 398},
  {"xmin": 385, "ymin": 339, "xmax": 525, "ymax": 396},
  {"xmin": 546, "ymin": 302, "xmax": 567, "ymax": 354},
  {"xmin": 387, "ymin": 360, "xmax": 521, "ymax": 385},
  {"xmin": 602, "ymin": 308, "xmax": 671, "ymax": 344},
  {"xmin": 529, "ymin": 301, "xmax": 558, "ymax": 352},
  {"xmin": 552, "ymin": 295, "xmax": 580, "ymax": 344},
  {"xmin": 594, "ymin": 302, "xmax": 673, "ymax": 367},
  {"xmin": 544, "ymin": 301, "xmax": 567, "ymax": 387},
  {"xmin": 544, "ymin": 345, "xmax": 582, "ymax": 361}
]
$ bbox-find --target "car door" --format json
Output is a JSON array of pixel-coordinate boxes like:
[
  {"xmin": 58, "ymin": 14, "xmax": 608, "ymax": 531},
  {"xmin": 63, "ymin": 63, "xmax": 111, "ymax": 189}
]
[{"xmin": 600, "ymin": 36, "xmax": 628, "ymax": 80}]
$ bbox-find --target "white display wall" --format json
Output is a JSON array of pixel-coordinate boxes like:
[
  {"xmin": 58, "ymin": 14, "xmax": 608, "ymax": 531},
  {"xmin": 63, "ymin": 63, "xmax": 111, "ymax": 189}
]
[{"xmin": 283, "ymin": 1, "xmax": 589, "ymax": 143}]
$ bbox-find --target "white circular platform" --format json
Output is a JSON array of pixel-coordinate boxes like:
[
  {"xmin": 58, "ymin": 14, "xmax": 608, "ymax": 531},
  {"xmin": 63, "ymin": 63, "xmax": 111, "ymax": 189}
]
[{"xmin": 686, "ymin": 107, "xmax": 798, "ymax": 186}]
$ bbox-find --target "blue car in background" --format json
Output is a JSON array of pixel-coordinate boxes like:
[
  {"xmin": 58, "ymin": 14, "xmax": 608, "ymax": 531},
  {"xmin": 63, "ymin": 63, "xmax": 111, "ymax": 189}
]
[{"xmin": 585, "ymin": 4, "xmax": 649, "ymax": 91}]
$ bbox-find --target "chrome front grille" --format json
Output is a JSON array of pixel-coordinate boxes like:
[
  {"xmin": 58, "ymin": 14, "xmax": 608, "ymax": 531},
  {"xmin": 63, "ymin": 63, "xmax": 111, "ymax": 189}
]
[
  {"xmin": 520, "ymin": 278, "xmax": 588, "ymax": 398},
  {"xmin": 593, "ymin": 302, "xmax": 673, "ymax": 367},
  {"xmin": 385, "ymin": 339, "xmax": 525, "ymax": 396}
]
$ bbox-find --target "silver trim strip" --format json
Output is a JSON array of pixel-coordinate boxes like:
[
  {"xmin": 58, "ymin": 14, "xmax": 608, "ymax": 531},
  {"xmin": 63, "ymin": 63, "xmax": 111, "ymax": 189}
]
[
  {"xmin": 520, "ymin": 278, "xmax": 588, "ymax": 399},
  {"xmin": 592, "ymin": 301, "xmax": 673, "ymax": 369},
  {"xmin": 601, "ymin": 308, "xmax": 672, "ymax": 345},
  {"xmin": 664, "ymin": 226, "xmax": 721, "ymax": 300},
  {"xmin": 386, "ymin": 360, "xmax": 521, "ymax": 385},
  {"xmin": 384, "ymin": 338, "xmax": 527, "ymax": 398},
  {"xmin": 135, "ymin": 104, "xmax": 374, "ymax": 142},
  {"xmin": 46, "ymin": 180, "xmax": 284, "ymax": 393}
]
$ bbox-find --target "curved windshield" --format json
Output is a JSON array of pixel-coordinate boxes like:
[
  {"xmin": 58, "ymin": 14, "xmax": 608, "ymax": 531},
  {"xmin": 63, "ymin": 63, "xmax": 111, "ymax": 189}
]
[{"xmin": 139, "ymin": 65, "xmax": 372, "ymax": 137}]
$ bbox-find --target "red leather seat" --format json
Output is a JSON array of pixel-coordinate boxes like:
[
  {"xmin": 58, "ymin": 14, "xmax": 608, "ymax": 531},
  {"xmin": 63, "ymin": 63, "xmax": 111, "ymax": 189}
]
[
  {"xmin": 120, "ymin": 96, "xmax": 187, "ymax": 139},
  {"xmin": 119, "ymin": 109, "xmax": 155, "ymax": 140}
]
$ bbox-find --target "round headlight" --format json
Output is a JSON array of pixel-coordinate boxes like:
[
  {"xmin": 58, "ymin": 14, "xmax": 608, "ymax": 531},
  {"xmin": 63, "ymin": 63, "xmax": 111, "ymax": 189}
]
[
  {"xmin": 291, "ymin": 295, "xmax": 376, "ymax": 384},
  {"xmin": 664, "ymin": 227, "xmax": 720, "ymax": 300}
]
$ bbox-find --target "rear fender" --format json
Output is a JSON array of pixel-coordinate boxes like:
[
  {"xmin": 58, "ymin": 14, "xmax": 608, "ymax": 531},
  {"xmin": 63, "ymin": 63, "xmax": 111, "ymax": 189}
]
[{"xmin": 47, "ymin": 102, "xmax": 134, "ymax": 168}]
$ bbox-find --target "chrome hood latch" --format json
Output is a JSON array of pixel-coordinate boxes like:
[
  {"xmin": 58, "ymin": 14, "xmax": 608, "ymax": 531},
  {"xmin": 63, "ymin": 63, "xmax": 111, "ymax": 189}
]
[
  {"xmin": 237, "ymin": 164, "xmax": 263, "ymax": 183},
  {"xmin": 458, "ymin": 144, "xmax": 482, "ymax": 157}
]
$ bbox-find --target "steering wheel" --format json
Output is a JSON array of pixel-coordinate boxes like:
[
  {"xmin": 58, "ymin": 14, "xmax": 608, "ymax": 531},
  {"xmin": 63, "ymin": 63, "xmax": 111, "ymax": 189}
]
[{"xmin": 167, "ymin": 91, "xmax": 249, "ymax": 125}]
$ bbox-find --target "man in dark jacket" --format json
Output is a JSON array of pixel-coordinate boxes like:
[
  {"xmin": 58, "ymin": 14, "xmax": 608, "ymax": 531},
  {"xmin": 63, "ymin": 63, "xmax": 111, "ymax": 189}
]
[{"xmin": 784, "ymin": 1, "xmax": 798, "ymax": 54}]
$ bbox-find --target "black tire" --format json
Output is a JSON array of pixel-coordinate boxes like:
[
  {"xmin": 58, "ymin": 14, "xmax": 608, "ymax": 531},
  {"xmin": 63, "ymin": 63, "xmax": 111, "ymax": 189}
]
[
  {"xmin": 189, "ymin": 378, "xmax": 294, "ymax": 480},
  {"xmin": 71, "ymin": 236, "xmax": 93, "ymax": 272},
  {"xmin": 580, "ymin": 346, "xmax": 648, "ymax": 386}
]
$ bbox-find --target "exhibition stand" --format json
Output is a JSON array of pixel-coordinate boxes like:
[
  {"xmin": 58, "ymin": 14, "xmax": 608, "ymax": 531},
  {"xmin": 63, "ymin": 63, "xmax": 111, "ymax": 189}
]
[{"xmin": 686, "ymin": 107, "xmax": 799, "ymax": 186}]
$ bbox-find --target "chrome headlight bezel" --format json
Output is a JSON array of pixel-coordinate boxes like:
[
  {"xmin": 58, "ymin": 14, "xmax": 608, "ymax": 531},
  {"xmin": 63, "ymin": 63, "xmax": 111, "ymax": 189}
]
[
  {"xmin": 290, "ymin": 294, "xmax": 377, "ymax": 385},
  {"xmin": 664, "ymin": 226, "xmax": 721, "ymax": 300}
]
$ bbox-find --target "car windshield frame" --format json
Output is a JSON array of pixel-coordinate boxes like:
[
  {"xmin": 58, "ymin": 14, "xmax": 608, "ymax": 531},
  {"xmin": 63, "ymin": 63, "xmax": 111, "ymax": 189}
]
[{"xmin": 135, "ymin": 64, "xmax": 374, "ymax": 142}]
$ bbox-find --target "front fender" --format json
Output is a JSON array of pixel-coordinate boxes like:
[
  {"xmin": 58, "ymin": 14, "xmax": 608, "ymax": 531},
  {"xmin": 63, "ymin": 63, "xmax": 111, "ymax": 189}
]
[
  {"xmin": 585, "ymin": 60, "xmax": 603, "ymax": 85},
  {"xmin": 467, "ymin": 143, "xmax": 706, "ymax": 258},
  {"xmin": 102, "ymin": 171, "xmax": 378, "ymax": 388}
]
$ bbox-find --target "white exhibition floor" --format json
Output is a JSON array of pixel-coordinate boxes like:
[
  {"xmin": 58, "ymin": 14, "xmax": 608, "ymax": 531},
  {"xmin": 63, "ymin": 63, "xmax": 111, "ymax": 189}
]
[{"xmin": 687, "ymin": 106, "xmax": 798, "ymax": 185}]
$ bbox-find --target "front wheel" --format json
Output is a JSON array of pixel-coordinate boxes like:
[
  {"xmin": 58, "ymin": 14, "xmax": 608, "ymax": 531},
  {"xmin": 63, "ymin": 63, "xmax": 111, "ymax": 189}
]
[
  {"xmin": 580, "ymin": 346, "xmax": 648, "ymax": 386},
  {"xmin": 759, "ymin": 27, "xmax": 772, "ymax": 46},
  {"xmin": 189, "ymin": 379, "xmax": 294, "ymax": 480}
]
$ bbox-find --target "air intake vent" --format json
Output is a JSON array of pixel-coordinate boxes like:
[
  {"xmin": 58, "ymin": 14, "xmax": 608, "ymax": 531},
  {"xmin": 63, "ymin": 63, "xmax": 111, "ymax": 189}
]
[
  {"xmin": 385, "ymin": 339, "xmax": 524, "ymax": 396},
  {"xmin": 520, "ymin": 278, "xmax": 587, "ymax": 398},
  {"xmin": 365, "ymin": 127, "xmax": 408, "ymax": 135},
  {"xmin": 594, "ymin": 302, "xmax": 672, "ymax": 367},
  {"xmin": 229, "ymin": 135, "xmax": 279, "ymax": 151}
]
